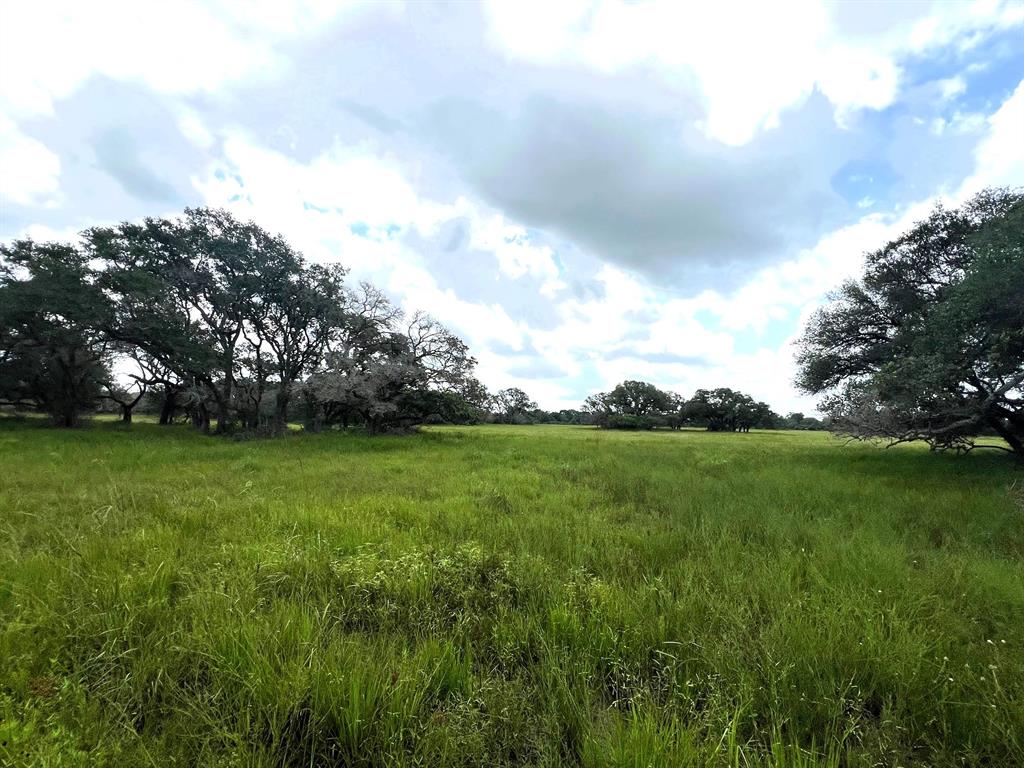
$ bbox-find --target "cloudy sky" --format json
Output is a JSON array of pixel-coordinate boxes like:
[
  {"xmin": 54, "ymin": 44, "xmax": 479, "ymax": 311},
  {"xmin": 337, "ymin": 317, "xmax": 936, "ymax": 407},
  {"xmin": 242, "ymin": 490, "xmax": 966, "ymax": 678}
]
[{"xmin": 2, "ymin": 1, "xmax": 1023, "ymax": 413}]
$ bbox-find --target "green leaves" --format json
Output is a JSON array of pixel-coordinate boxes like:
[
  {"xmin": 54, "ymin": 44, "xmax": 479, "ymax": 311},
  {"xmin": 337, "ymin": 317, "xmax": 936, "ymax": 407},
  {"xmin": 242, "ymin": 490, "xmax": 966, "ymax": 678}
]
[
  {"xmin": 797, "ymin": 188, "xmax": 1024, "ymax": 457},
  {"xmin": 0, "ymin": 240, "xmax": 112, "ymax": 425}
]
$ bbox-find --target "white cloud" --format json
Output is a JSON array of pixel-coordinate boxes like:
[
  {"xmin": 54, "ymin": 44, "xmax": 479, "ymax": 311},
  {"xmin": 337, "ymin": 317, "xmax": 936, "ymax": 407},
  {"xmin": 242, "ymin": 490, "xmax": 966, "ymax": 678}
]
[
  {"xmin": 0, "ymin": 115, "xmax": 60, "ymax": 206},
  {"xmin": 907, "ymin": 0, "xmax": 1024, "ymax": 52},
  {"xmin": 467, "ymin": 214, "xmax": 564, "ymax": 295},
  {"xmin": 931, "ymin": 110, "xmax": 988, "ymax": 136},
  {"xmin": 485, "ymin": 0, "xmax": 1023, "ymax": 145},
  {"xmin": 937, "ymin": 75, "xmax": 968, "ymax": 101},
  {"xmin": 182, "ymin": 68, "xmax": 1024, "ymax": 414},
  {"xmin": 0, "ymin": 0, "xmax": 362, "ymax": 118},
  {"xmin": 3, "ymin": 1, "xmax": 1021, "ymax": 417},
  {"xmin": 818, "ymin": 45, "xmax": 900, "ymax": 127},
  {"xmin": 177, "ymin": 110, "xmax": 216, "ymax": 150},
  {"xmin": 192, "ymin": 132, "xmax": 536, "ymax": 366},
  {"xmin": 957, "ymin": 79, "xmax": 1024, "ymax": 198}
]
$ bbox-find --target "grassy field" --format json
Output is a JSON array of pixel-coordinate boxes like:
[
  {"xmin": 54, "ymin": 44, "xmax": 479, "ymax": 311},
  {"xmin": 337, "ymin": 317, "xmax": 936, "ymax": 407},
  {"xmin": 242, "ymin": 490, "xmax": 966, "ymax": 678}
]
[{"xmin": 1, "ymin": 420, "xmax": 1022, "ymax": 767}]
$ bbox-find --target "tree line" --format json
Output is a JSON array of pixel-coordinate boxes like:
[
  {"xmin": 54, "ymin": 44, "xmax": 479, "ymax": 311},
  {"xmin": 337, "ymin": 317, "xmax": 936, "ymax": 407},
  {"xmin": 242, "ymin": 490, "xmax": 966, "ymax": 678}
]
[
  {"xmin": 0, "ymin": 204, "xmax": 810, "ymax": 437},
  {"xmin": 581, "ymin": 380, "xmax": 822, "ymax": 431},
  {"xmin": 9, "ymin": 188, "xmax": 1012, "ymax": 453},
  {"xmin": 0, "ymin": 208, "xmax": 486, "ymax": 435},
  {"xmin": 485, "ymin": 383, "xmax": 823, "ymax": 431}
]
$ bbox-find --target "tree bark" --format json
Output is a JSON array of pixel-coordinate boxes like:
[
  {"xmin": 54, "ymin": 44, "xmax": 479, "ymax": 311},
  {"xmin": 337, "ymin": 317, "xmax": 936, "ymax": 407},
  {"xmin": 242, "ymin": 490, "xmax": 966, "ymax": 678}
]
[
  {"xmin": 273, "ymin": 385, "xmax": 291, "ymax": 436},
  {"xmin": 192, "ymin": 402, "xmax": 211, "ymax": 434},
  {"xmin": 159, "ymin": 390, "xmax": 175, "ymax": 425},
  {"xmin": 214, "ymin": 395, "xmax": 232, "ymax": 434},
  {"xmin": 988, "ymin": 417, "xmax": 1024, "ymax": 460}
]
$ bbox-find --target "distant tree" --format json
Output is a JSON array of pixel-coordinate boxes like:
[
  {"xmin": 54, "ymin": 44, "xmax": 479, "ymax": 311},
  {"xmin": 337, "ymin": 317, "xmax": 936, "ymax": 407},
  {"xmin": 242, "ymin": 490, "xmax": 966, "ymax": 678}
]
[
  {"xmin": 797, "ymin": 188, "xmax": 1024, "ymax": 458},
  {"xmin": 304, "ymin": 299, "xmax": 477, "ymax": 434},
  {"xmin": 420, "ymin": 383, "xmax": 490, "ymax": 425},
  {"xmin": 549, "ymin": 408, "xmax": 585, "ymax": 425},
  {"xmin": 90, "ymin": 208, "xmax": 351, "ymax": 434},
  {"xmin": 0, "ymin": 241, "xmax": 112, "ymax": 426},
  {"xmin": 663, "ymin": 392, "xmax": 688, "ymax": 429},
  {"xmin": 584, "ymin": 380, "xmax": 675, "ymax": 429},
  {"xmin": 780, "ymin": 411, "xmax": 826, "ymax": 430},
  {"xmin": 127, "ymin": 351, "xmax": 189, "ymax": 425},
  {"xmin": 449, "ymin": 376, "xmax": 492, "ymax": 424},
  {"xmin": 8, "ymin": 206, "xmax": 489, "ymax": 440},
  {"xmin": 607, "ymin": 380, "xmax": 673, "ymax": 418},
  {"xmin": 89, "ymin": 211, "xmax": 243, "ymax": 433},
  {"xmin": 491, "ymin": 387, "xmax": 538, "ymax": 424},
  {"xmin": 754, "ymin": 405, "xmax": 780, "ymax": 429},
  {"xmin": 100, "ymin": 381, "xmax": 146, "ymax": 424},
  {"xmin": 684, "ymin": 388, "xmax": 770, "ymax": 432},
  {"xmin": 240, "ymin": 257, "xmax": 348, "ymax": 434}
]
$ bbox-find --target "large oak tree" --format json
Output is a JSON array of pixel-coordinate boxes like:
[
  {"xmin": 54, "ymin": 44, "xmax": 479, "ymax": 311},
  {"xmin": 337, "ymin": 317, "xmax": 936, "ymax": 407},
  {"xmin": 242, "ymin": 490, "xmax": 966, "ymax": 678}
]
[{"xmin": 797, "ymin": 188, "xmax": 1024, "ymax": 458}]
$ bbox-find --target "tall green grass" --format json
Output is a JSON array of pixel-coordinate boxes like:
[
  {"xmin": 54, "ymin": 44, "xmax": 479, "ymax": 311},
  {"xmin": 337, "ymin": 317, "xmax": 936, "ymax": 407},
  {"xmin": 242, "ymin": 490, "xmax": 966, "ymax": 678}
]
[{"xmin": 1, "ymin": 420, "xmax": 1021, "ymax": 765}]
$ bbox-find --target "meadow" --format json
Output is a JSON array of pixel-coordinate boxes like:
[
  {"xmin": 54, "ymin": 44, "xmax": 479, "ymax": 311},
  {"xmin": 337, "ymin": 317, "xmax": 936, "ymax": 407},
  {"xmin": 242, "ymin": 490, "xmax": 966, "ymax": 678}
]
[{"xmin": 0, "ymin": 419, "xmax": 1022, "ymax": 766}]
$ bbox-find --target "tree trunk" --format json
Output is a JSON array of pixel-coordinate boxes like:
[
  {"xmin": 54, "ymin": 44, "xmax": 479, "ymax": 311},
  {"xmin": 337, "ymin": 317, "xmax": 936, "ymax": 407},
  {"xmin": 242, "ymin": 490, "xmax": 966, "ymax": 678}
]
[
  {"xmin": 121, "ymin": 406, "xmax": 133, "ymax": 424},
  {"xmin": 192, "ymin": 402, "xmax": 211, "ymax": 434},
  {"xmin": 215, "ymin": 396, "xmax": 232, "ymax": 434},
  {"xmin": 159, "ymin": 390, "xmax": 175, "ymax": 425},
  {"xmin": 989, "ymin": 417, "xmax": 1024, "ymax": 460},
  {"xmin": 303, "ymin": 397, "xmax": 322, "ymax": 433},
  {"xmin": 209, "ymin": 378, "xmax": 232, "ymax": 434},
  {"xmin": 273, "ymin": 386, "xmax": 290, "ymax": 436},
  {"xmin": 210, "ymin": 361, "xmax": 234, "ymax": 434}
]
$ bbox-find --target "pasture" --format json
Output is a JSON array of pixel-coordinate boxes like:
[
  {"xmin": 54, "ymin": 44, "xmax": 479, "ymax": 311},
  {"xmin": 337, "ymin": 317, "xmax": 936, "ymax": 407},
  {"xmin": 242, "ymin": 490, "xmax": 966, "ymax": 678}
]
[{"xmin": 0, "ymin": 420, "xmax": 1022, "ymax": 766}]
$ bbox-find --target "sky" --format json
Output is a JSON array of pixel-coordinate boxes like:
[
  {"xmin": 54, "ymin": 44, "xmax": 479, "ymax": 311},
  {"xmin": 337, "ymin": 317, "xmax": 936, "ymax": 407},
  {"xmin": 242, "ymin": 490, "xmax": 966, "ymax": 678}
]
[{"xmin": 1, "ymin": 0, "xmax": 1023, "ymax": 414}]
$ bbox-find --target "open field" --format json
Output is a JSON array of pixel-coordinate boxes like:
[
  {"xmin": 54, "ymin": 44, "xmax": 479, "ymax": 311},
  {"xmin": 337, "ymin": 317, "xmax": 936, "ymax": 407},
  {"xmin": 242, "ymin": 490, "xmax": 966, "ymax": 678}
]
[{"xmin": 1, "ymin": 420, "xmax": 1022, "ymax": 766}]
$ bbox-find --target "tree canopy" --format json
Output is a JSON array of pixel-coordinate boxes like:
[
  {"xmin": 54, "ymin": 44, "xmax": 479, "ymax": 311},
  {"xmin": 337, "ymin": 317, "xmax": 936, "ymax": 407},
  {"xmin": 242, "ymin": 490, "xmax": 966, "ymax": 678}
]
[
  {"xmin": 2, "ymin": 208, "xmax": 801, "ymax": 437},
  {"xmin": 684, "ymin": 388, "xmax": 774, "ymax": 432},
  {"xmin": 490, "ymin": 387, "xmax": 539, "ymax": 424},
  {"xmin": 1, "ymin": 208, "xmax": 480, "ymax": 435},
  {"xmin": 583, "ymin": 381, "xmax": 778, "ymax": 431},
  {"xmin": 0, "ymin": 241, "xmax": 112, "ymax": 426},
  {"xmin": 797, "ymin": 187, "xmax": 1024, "ymax": 458}
]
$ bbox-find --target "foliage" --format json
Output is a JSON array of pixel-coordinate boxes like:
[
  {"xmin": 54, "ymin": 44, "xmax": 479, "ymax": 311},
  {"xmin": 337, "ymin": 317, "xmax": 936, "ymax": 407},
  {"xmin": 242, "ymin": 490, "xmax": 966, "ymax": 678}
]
[
  {"xmin": 684, "ymin": 388, "xmax": 775, "ymax": 432},
  {"xmin": 2, "ymin": 419, "xmax": 1022, "ymax": 765},
  {"xmin": 490, "ymin": 387, "xmax": 538, "ymax": 424},
  {"xmin": 2, "ymin": 208, "xmax": 478, "ymax": 436},
  {"xmin": 797, "ymin": 188, "xmax": 1024, "ymax": 458},
  {"xmin": 0, "ymin": 241, "xmax": 112, "ymax": 426},
  {"xmin": 303, "ymin": 291, "xmax": 478, "ymax": 433},
  {"xmin": 583, "ymin": 381, "xmax": 779, "ymax": 432},
  {"xmin": 584, "ymin": 380, "xmax": 677, "ymax": 429},
  {"xmin": 779, "ymin": 412, "xmax": 828, "ymax": 431}
]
